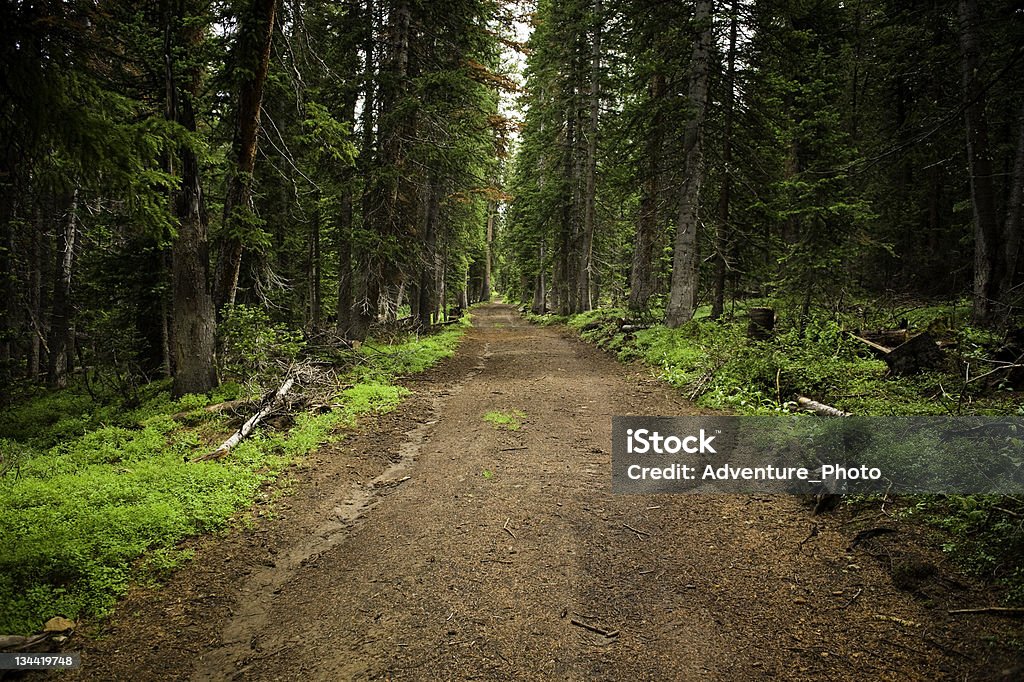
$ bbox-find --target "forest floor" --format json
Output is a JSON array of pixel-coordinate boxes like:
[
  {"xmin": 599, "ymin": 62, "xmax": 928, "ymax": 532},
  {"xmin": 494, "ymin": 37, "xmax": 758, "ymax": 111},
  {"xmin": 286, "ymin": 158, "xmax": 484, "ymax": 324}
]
[{"xmin": 48, "ymin": 303, "xmax": 1024, "ymax": 680}]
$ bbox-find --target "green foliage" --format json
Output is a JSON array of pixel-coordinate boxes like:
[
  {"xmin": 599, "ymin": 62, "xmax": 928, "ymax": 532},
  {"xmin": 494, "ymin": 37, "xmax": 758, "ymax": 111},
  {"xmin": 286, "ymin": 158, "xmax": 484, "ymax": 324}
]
[
  {"xmin": 300, "ymin": 102, "xmax": 357, "ymax": 166},
  {"xmin": 909, "ymin": 496, "xmax": 1024, "ymax": 604},
  {"xmin": 218, "ymin": 305, "xmax": 306, "ymax": 384},
  {"xmin": 0, "ymin": 320, "xmax": 469, "ymax": 635},
  {"xmin": 483, "ymin": 409, "xmax": 526, "ymax": 431},
  {"xmin": 549, "ymin": 301, "xmax": 1024, "ymax": 605},
  {"xmin": 560, "ymin": 302, "xmax": 1018, "ymax": 417}
]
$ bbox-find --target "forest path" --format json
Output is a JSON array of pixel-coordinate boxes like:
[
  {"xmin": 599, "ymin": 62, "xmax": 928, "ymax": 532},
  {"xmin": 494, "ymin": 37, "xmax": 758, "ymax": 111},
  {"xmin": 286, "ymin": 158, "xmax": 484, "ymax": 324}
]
[{"xmin": 67, "ymin": 303, "xmax": 1011, "ymax": 680}]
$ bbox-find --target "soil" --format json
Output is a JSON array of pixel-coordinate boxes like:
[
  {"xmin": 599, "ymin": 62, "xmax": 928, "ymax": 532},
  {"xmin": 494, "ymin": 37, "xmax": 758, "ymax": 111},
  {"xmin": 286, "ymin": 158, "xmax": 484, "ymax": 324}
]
[{"xmin": 38, "ymin": 303, "xmax": 1024, "ymax": 680}]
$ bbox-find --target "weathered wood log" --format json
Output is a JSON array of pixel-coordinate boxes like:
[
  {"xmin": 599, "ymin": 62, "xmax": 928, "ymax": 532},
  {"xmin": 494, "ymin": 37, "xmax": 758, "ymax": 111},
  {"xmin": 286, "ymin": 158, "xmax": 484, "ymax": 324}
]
[
  {"xmin": 197, "ymin": 377, "xmax": 295, "ymax": 461},
  {"xmin": 853, "ymin": 329, "xmax": 910, "ymax": 348},
  {"xmin": 850, "ymin": 331, "xmax": 944, "ymax": 375},
  {"xmin": 747, "ymin": 307, "xmax": 775, "ymax": 340},
  {"xmin": 0, "ymin": 632, "xmax": 50, "ymax": 651},
  {"xmin": 885, "ymin": 331, "xmax": 943, "ymax": 375},
  {"xmin": 797, "ymin": 396, "xmax": 851, "ymax": 417},
  {"xmin": 849, "ymin": 333, "xmax": 893, "ymax": 355}
]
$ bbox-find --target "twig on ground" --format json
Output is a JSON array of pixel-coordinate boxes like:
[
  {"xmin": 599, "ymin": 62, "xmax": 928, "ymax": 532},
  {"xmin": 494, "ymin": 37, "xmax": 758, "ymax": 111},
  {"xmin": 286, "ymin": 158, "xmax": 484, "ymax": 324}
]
[
  {"xmin": 622, "ymin": 523, "xmax": 650, "ymax": 539},
  {"xmin": 948, "ymin": 607, "xmax": 1024, "ymax": 617},
  {"xmin": 570, "ymin": 619, "xmax": 619, "ymax": 638},
  {"xmin": 843, "ymin": 588, "xmax": 864, "ymax": 608}
]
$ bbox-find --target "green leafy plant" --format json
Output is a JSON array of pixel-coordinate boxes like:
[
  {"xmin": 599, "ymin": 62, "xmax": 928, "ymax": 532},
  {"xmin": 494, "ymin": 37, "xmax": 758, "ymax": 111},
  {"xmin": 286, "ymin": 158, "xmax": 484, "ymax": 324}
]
[
  {"xmin": 484, "ymin": 409, "xmax": 526, "ymax": 430},
  {"xmin": 218, "ymin": 304, "xmax": 305, "ymax": 385}
]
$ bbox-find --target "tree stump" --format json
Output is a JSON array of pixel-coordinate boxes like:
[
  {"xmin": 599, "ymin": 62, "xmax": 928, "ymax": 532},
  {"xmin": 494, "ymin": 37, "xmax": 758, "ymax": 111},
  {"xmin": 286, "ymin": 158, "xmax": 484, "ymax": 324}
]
[
  {"xmin": 747, "ymin": 307, "xmax": 775, "ymax": 340},
  {"xmin": 884, "ymin": 332, "xmax": 943, "ymax": 375}
]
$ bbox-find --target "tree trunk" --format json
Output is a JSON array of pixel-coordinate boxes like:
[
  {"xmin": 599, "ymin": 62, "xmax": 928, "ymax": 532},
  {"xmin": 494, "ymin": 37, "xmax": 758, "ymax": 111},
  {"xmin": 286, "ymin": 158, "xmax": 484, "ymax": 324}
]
[
  {"xmin": 335, "ymin": 40, "xmax": 359, "ymax": 335},
  {"xmin": 665, "ymin": 0, "xmax": 713, "ymax": 328},
  {"xmin": 167, "ymin": 0, "xmax": 218, "ymax": 397},
  {"xmin": 1000, "ymin": 101, "xmax": 1024, "ymax": 300},
  {"xmin": 482, "ymin": 199, "xmax": 494, "ymax": 303},
  {"xmin": 27, "ymin": 207, "xmax": 44, "ymax": 379},
  {"xmin": 711, "ymin": 1, "xmax": 738, "ymax": 321},
  {"xmin": 0, "ymin": 165, "xmax": 12, "ymax": 388},
  {"xmin": 959, "ymin": 0, "xmax": 1001, "ymax": 324},
  {"xmin": 532, "ymin": 240, "xmax": 547, "ymax": 314},
  {"xmin": 418, "ymin": 177, "xmax": 440, "ymax": 327},
  {"xmin": 628, "ymin": 73, "xmax": 664, "ymax": 313},
  {"xmin": 308, "ymin": 203, "xmax": 321, "ymax": 330},
  {"xmin": 214, "ymin": 0, "xmax": 278, "ymax": 311},
  {"xmin": 46, "ymin": 189, "xmax": 78, "ymax": 388},
  {"xmin": 336, "ymin": 189, "xmax": 354, "ymax": 334},
  {"xmin": 578, "ymin": 0, "xmax": 602, "ymax": 312},
  {"xmin": 558, "ymin": 105, "xmax": 576, "ymax": 316},
  {"xmin": 351, "ymin": 0, "xmax": 378, "ymax": 341}
]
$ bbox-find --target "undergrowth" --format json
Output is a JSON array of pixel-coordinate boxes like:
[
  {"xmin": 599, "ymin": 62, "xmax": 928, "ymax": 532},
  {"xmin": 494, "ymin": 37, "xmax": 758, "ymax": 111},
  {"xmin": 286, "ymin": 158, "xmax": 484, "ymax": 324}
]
[
  {"xmin": 530, "ymin": 301, "xmax": 1024, "ymax": 603},
  {"xmin": 0, "ymin": 315, "xmax": 470, "ymax": 634},
  {"xmin": 483, "ymin": 409, "xmax": 526, "ymax": 430}
]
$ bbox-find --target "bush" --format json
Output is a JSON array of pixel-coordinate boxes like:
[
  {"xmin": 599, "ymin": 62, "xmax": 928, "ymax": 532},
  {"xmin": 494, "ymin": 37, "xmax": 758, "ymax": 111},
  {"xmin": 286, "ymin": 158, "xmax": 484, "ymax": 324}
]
[{"xmin": 219, "ymin": 304, "xmax": 305, "ymax": 385}]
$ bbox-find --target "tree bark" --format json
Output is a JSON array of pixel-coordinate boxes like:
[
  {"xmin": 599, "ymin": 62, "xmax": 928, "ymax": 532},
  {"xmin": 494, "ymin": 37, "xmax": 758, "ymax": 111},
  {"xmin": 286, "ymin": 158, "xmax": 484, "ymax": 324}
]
[
  {"xmin": 418, "ymin": 176, "xmax": 440, "ymax": 327},
  {"xmin": 166, "ymin": 0, "xmax": 218, "ymax": 397},
  {"xmin": 959, "ymin": 0, "xmax": 1001, "ymax": 324},
  {"xmin": 350, "ymin": 0, "xmax": 378, "ymax": 341},
  {"xmin": 336, "ymin": 188, "xmax": 354, "ymax": 333},
  {"xmin": 532, "ymin": 240, "xmax": 547, "ymax": 314},
  {"xmin": 711, "ymin": 1, "xmax": 738, "ymax": 320},
  {"xmin": 578, "ymin": 0, "xmax": 602, "ymax": 312},
  {"xmin": 46, "ymin": 189, "xmax": 78, "ymax": 388},
  {"xmin": 628, "ymin": 73, "xmax": 664, "ymax": 313},
  {"xmin": 335, "ymin": 37, "xmax": 359, "ymax": 335},
  {"xmin": 482, "ymin": 199, "xmax": 495, "ymax": 303},
  {"xmin": 308, "ymin": 202, "xmax": 321, "ymax": 329},
  {"xmin": 214, "ymin": 0, "xmax": 278, "ymax": 311},
  {"xmin": 1000, "ymin": 101, "xmax": 1024, "ymax": 300},
  {"xmin": 27, "ymin": 206, "xmax": 44, "ymax": 379},
  {"xmin": 558, "ymin": 102, "xmax": 576, "ymax": 315},
  {"xmin": 665, "ymin": 0, "xmax": 713, "ymax": 328}
]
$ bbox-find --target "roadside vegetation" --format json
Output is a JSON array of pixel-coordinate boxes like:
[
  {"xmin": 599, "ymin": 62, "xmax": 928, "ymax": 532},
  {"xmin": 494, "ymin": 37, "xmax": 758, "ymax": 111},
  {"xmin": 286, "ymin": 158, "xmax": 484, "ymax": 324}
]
[
  {"xmin": 526, "ymin": 299, "xmax": 1024, "ymax": 605},
  {"xmin": 0, "ymin": 315, "xmax": 470, "ymax": 635}
]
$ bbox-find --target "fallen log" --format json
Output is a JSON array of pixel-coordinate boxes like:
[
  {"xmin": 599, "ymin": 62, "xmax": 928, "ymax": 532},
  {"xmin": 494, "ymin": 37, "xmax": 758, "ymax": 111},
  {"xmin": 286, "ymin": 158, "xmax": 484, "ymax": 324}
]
[
  {"xmin": 797, "ymin": 396, "xmax": 851, "ymax": 417},
  {"xmin": 197, "ymin": 377, "xmax": 295, "ymax": 461},
  {"xmin": 849, "ymin": 333, "xmax": 892, "ymax": 355},
  {"xmin": 885, "ymin": 331, "xmax": 944, "ymax": 375},
  {"xmin": 948, "ymin": 607, "xmax": 1024, "ymax": 617},
  {"xmin": 850, "ymin": 331, "xmax": 944, "ymax": 375},
  {"xmin": 747, "ymin": 307, "xmax": 775, "ymax": 340}
]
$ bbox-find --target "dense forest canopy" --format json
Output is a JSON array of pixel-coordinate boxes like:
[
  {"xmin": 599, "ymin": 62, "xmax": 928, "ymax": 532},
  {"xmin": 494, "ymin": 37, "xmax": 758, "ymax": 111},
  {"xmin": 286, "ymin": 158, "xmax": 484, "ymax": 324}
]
[
  {"xmin": 1, "ymin": 0, "xmax": 516, "ymax": 399},
  {"xmin": 1, "ymin": 0, "xmax": 1023, "ymax": 399},
  {"xmin": 501, "ymin": 0, "xmax": 1024, "ymax": 329}
]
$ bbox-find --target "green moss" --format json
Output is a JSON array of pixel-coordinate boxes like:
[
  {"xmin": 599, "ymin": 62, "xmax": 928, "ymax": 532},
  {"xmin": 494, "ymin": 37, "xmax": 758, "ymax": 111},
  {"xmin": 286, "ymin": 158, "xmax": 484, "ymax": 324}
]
[
  {"xmin": 483, "ymin": 409, "xmax": 526, "ymax": 430},
  {"xmin": 0, "ymin": 318, "xmax": 470, "ymax": 634}
]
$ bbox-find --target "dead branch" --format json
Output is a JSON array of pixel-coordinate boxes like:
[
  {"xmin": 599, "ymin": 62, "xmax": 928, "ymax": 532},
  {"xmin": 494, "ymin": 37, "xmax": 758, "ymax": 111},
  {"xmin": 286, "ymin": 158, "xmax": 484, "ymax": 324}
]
[
  {"xmin": 197, "ymin": 377, "xmax": 295, "ymax": 461},
  {"xmin": 948, "ymin": 607, "xmax": 1024, "ymax": 617},
  {"xmin": 797, "ymin": 396, "xmax": 851, "ymax": 417},
  {"xmin": 570, "ymin": 619, "xmax": 619, "ymax": 638},
  {"xmin": 849, "ymin": 333, "xmax": 893, "ymax": 354}
]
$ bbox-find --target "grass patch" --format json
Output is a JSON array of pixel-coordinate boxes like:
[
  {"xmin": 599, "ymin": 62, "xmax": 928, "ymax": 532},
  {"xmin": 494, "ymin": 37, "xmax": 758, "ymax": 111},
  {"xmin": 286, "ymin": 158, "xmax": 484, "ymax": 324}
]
[
  {"xmin": 0, "ymin": 316, "xmax": 471, "ymax": 635},
  {"xmin": 483, "ymin": 409, "xmax": 526, "ymax": 431}
]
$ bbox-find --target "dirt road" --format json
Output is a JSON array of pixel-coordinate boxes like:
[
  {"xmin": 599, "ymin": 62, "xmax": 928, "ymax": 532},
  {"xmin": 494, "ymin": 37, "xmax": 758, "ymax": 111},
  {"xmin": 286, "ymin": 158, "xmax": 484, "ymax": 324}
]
[{"xmin": 66, "ymin": 303, "xmax": 1020, "ymax": 680}]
